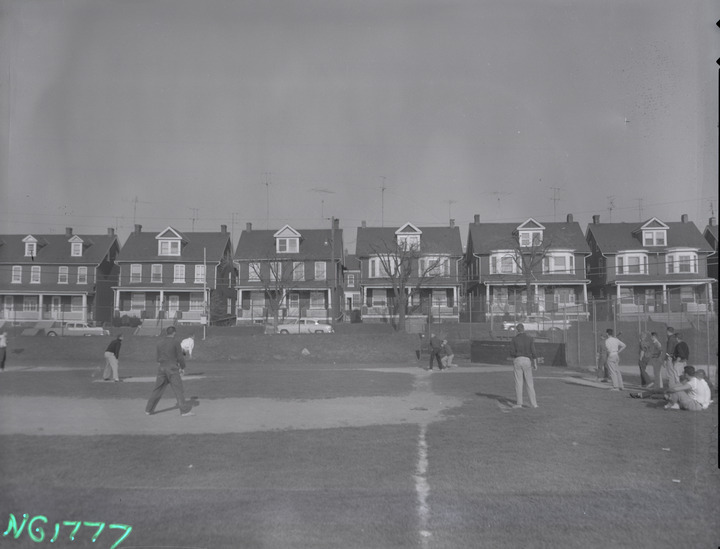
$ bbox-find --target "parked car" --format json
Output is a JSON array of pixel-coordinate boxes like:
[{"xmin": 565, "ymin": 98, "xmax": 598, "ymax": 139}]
[
  {"xmin": 502, "ymin": 315, "xmax": 572, "ymax": 332},
  {"xmin": 276, "ymin": 319, "xmax": 334, "ymax": 334},
  {"xmin": 46, "ymin": 322, "xmax": 110, "ymax": 337}
]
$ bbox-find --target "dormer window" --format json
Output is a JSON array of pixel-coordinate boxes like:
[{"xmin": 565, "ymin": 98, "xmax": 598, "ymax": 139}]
[
  {"xmin": 23, "ymin": 235, "xmax": 38, "ymax": 257},
  {"xmin": 71, "ymin": 242, "xmax": 82, "ymax": 256},
  {"xmin": 516, "ymin": 218, "xmax": 545, "ymax": 248},
  {"xmin": 159, "ymin": 240, "xmax": 181, "ymax": 256},
  {"xmin": 643, "ymin": 230, "xmax": 666, "ymax": 246},
  {"xmin": 395, "ymin": 222, "xmax": 422, "ymax": 250},
  {"xmin": 273, "ymin": 225, "xmax": 302, "ymax": 254}
]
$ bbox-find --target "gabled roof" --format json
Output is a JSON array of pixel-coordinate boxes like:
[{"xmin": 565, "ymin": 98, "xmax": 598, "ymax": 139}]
[
  {"xmin": 155, "ymin": 226, "xmax": 186, "ymax": 241},
  {"xmin": 631, "ymin": 217, "xmax": 669, "ymax": 234},
  {"xmin": 343, "ymin": 254, "xmax": 361, "ymax": 271},
  {"xmin": 118, "ymin": 228, "xmax": 231, "ymax": 262},
  {"xmin": 356, "ymin": 225, "xmax": 463, "ymax": 256},
  {"xmin": 235, "ymin": 228, "xmax": 343, "ymax": 261},
  {"xmin": 0, "ymin": 232, "xmax": 118, "ymax": 264},
  {"xmin": 395, "ymin": 222, "xmax": 422, "ymax": 235},
  {"xmin": 467, "ymin": 221, "xmax": 589, "ymax": 255},
  {"xmin": 704, "ymin": 222, "xmax": 718, "ymax": 245},
  {"xmin": 586, "ymin": 221, "xmax": 713, "ymax": 254},
  {"xmin": 516, "ymin": 218, "xmax": 545, "ymax": 231},
  {"xmin": 273, "ymin": 225, "xmax": 302, "ymax": 239}
]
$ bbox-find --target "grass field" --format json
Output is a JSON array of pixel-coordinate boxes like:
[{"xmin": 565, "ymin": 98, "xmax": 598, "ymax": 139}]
[{"xmin": 0, "ymin": 335, "xmax": 718, "ymax": 548}]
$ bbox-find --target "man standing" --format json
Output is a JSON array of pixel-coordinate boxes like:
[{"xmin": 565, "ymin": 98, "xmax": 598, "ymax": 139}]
[
  {"xmin": 510, "ymin": 323, "xmax": 538, "ymax": 409},
  {"xmin": 146, "ymin": 326, "xmax": 194, "ymax": 416},
  {"xmin": 441, "ymin": 339, "xmax": 455, "ymax": 368},
  {"xmin": 0, "ymin": 331, "xmax": 7, "ymax": 372},
  {"xmin": 665, "ymin": 327, "xmax": 679, "ymax": 386},
  {"xmin": 671, "ymin": 332, "xmax": 690, "ymax": 385},
  {"xmin": 648, "ymin": 332, "xmax": 664, "ymax": 388},
  {"xmin": 102, "ymin": 334, "xmax": 123, "ymax": 382},
  {"xmin": 428, "ymin": 333, "xmax": 445, "ymax": 371},
  {"xmin": 604, "ymin": 328, "xmax": 626, "ymax": 391},
  {"xmin": 663, "ymin": 366, "xmax": 711, "ymax": 411}
]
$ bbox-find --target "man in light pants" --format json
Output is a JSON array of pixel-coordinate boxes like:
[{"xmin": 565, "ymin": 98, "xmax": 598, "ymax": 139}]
[
  {"xmin": 510, "ymin": 324, "xmax": 538, "ymax": 409},
  {"xmin": 604, "ymin": 328, "xmax": 626, "ymax": 391}
]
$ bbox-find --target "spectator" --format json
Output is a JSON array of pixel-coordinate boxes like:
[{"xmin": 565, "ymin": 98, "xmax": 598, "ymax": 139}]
[
  {"xmin": 0, "ymin": 330, "xmax": 7, "ymax": 372},
  {"xmin": 441, "ymin": 339, "xmax": 455, "ymax": 368},
  {"xmin": 648, "ymin": 332, "xmax": 664, "ymax": 389},
  {"xmin": 638, "ymin": 332, "xmax": 652, "ymax": 387},
  {"xmin": 604, "ymin": 329, "xmax": 626, "ymax": 391},
  {"xmin": 102, "ymin": 334, "xmax": 123, "ymax": 382},
  {"xmin": 665, "ymin": 327, "xmax": 679, "ymax": 386},
  {"xmin": 597, "ymin": 333, "xmax": 610, "ymax": 382},
  {"xmin": 510, "ymin": 323, "xmax": 538, "ymax": 409},
  {"xmin": 671, "ymin": 333, "xmax": 690, "ymax": 385},
  {"xmin": 663, "ymin": 366, "xmax": 712, "ymax": 411},
  {"xmin": 428, "ymin": 333, "xmax": 445, "ymax": 371}
]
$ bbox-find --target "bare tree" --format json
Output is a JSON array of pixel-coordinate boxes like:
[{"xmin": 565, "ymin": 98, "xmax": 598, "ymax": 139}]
[
  {"xmin": 248, "ymin": 258, "xmax": 304, "ymax": 331},
  {"xmin": 509, "ymin": 232, "xmax": 553, "ymax": 315},
  {"xmin": 369, "ymin": 239, "xmax": 449, "ymax": 331}
]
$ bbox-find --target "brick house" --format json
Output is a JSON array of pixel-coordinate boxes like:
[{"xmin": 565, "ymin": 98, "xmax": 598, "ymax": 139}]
[
  {"xmin": 465, "ymin": 214, "xmax": 591, "ymax": 321},
  {"xmin": 585, "ymin": 214, "xmax": 715, "ymax": 315},
  {"xmin": 233, "ymin": 220, "xmax": 344, "ymax": 325},
  {"xmin": 113, "ymin": 224, "xmax": 235, "ymax": 324},
  {"xmin": 355, "ymin": 221, "xmax": 464, "ymax": 323},
  {"xmin": 0, "ymin": 227, "xmax": 120, "ymax": 324}
]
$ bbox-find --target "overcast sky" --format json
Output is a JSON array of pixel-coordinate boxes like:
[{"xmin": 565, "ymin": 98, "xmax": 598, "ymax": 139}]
[{"xmin": 0, "ymin": 0, "xmax": 717, "ymax": 253}]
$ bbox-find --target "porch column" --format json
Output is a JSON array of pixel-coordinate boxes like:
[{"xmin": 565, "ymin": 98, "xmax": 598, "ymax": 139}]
[
  {"xmin": 707, "ymin": 281, "xmax": 714, "ymax": 313},
  {"xmin": 661, "ymin": 284, "xmax": 667, "ymax": 305},
  {"xmin": 114, "ymin": 289, "xmax": 120, "ymax": 312},
  {"xmin": 582, "ymin": 283, "xmax": 588, "ymax": 304},
  {"xmin": 159, "ymin": 290, "xmax": 165, "ymax": 318},
  {"xmin": 453, "ymin": 286, "xmax": 457, "ymax": 310},
  {"xmin": 38, "ymin": 294, "xmax": 44, "ymax": 321},
  {"xmin": 82, "ymin": 294, "xmax": 87, "ymax": 322},
  {"xmin": 485, "ymin": 284, "xmax": 490, "ymax": 313}
]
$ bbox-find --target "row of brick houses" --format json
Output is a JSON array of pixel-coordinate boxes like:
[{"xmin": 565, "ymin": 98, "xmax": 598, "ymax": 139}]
[{"xmin": 0, "ymin": 214, "xmax": 716, "ymax": 326}]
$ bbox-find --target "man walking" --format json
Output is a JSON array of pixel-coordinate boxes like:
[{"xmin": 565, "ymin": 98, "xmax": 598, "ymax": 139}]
[
  {"xmin": 428, "ymin": 333, "xmax": 445, "ymax": 371},
  {"xmin": 146, "ymin": 326, "xmax": 194, "ymax": 416},
  {"xmin": 604, "ymin": 328, "xmax": 626, "ymax": 391},
  {"xmin": 671, "ymin": 332, "xmax": 690, "ymax": 386},
  {"xmin": 441, "ymin": 339, "xmax": 455, "ymax": 368},
  {"xmin": 103, "ymin": 334, "xmax": 123, "ymax": 382},
  {"xmin": 510, "ymin": 323, "xmax": 538, "ymax": 409},
  {"xmin": 665, "ymin": 327, "xmax": 679, "ymax": 386}
]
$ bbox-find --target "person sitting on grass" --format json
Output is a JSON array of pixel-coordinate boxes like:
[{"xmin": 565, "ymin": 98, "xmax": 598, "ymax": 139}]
[{"xmin": 662, "ymin": 366, "xmax": 712, "ymax": 411}]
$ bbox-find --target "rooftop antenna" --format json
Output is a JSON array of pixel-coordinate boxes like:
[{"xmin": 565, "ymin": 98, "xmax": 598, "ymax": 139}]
[
  {"xmin": 129, "ymin": 196, "xmax": 152, "ymax": 226},
  {"xmin": 607, "ymin": 196, "xmax": 616, "ymax": 222},
  {"xmin": 379, "ymin": 176, "xmax": 387, "ymax": 227},
  {"xmin": 262, "ymin": 173, "xmax": 272, "ymax": 229},
  {"xmin": 446, "ymin": 199, "xmax": 456, "ymax": 223},
  {"xmin": 309, "ymin": 188, "xmax": 335, "ymax": 221},
  {"xmin": 549, "ymin": 187, "xmax": 562, "ymax": 221},
  {"xmin": 636, "ymin": 198, "xmax": 644, "ymax": 221},
  {"xmin": 230, "ymin": 211, "xmax": 240, "ymax": 245},
  {"xmin": 189, "ymin": 207, "xmax": 199, "ymax": 231}
]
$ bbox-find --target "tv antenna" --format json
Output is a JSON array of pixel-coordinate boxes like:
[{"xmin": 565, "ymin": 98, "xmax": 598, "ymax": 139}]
[
  {"xmin": 188, "ymin": 208, "xmax": 199, "ymax": 231},
  {"xmin": 262, "ymin": 173, "xmax": 272, "ymax": 229},
  {"xmin": 636, "ymin": 198, "xmax": 644, "ymax": 221},
  {"xmin": 309, "ymin": 188, "xmax": 335, "ymax": 220},
  {"xmin": 549, "ymin": 187, "xmax": 562, "ymax": 221},
  {"xmin": 446, "ymin": 199, "xmax": 456, "ymax": 224},
  {"xmin": 607, "ymin": 196, "xmax": 616, "ymax": 222},
  {"xmin": 379, "ymin": 177, "xmax": 387, "ymax": 227}
]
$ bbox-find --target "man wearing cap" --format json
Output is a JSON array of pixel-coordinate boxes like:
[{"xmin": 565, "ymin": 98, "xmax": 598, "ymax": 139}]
[
  {"xmin": 145, "ymin": 326, "xmax": 194, "ymax": 416},
  {"xmin": 510, "ymin": 323, "xmax": 538, "ymax": 409},
  {"xmin": 102, "ymin": 334, "xmax": 123, "ymax": 382}
]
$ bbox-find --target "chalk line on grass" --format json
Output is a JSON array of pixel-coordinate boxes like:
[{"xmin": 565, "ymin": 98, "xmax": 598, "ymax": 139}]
[{"xmin": 414, "ymin": 423, "xmax": 432, "ymax": 546}]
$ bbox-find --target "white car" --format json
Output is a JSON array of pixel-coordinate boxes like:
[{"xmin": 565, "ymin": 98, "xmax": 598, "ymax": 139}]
[
  {"xmin": 502, "ymin": 315, "xmax": 572, "ymax": 332},
  {"xmin": 276, "ymin": 319, "xmax": 334, "ymax": 334},
  {"xmin": 46, "ymin": 322, "xmax": 110, "ymax": 337}
]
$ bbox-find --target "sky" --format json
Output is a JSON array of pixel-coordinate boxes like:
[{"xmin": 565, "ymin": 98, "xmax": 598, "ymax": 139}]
[{"xmin": 0, "ymin": 0, "xmax": 717, "ymax": 253}]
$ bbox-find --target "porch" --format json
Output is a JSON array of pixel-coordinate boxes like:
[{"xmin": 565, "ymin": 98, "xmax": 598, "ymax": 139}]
[
  {"xmin": 235, "ymin": 288, "xmax": 332, "ymax": 325},
  {"xmin": 0, "ymin": 293, "xmax": 89, "ymax": 323},
  {"xmin": 114, "ymin": 289, "xmax": 208, "ymax": 324}
]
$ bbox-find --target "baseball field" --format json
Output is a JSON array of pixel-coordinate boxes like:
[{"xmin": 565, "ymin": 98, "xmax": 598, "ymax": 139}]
[{"xmin": 0, "ymin": 332, "xmax": 718, "ymax": 548}]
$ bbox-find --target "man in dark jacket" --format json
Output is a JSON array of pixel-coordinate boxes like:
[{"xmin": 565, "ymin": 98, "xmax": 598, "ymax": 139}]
[
  {"xmin": 145, "ymin": 326, "xmax": 194, "ymax": 416},
  {"xmin": 510, "ymin": 323, "xmax": 538, "ymax": 408},
  {"xmin": 671, "ymin": 333, "xmax": 690, "ymax": 386},
  {"xmin": 103, "ymin": 334, "xmax": 123, "ymax": 382},
  {"xmin": 428, "ymin": 333, "xmax": 445, "ymax": 371},
  {"xmin": 665, "ymin": 327, "xmax": 679, "ymax": 386}
]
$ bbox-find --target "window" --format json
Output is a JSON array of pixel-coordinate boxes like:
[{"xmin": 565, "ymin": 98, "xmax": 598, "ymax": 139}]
[
  {"xmin": 249, "ymin": 262, "xmax": 261, "ymax": 281},
  {"xmin": 130, "ymin": 264, "xmax": 142, "ymax": 283},
  {"xmin": 310, "ymin": 291, "xmax": 325, "ymax": 309},
  {"xmin": 25, "ymin": 242, "xmax": 37, "ymax": 257},
  {"xmin": 289, "ymin": 293, "xmax": 300, "ymax": 309},
  {"xmin": 543, "ymin": 254, "xmax": 575, "ymax": 274},
  {"xmin": 420, "ymin": 257, "xmax": 448, "ymax": 276},
  {"xmin": 616, "ymin": 253, "xmax": 648, "ymax": 275},
  {"xmin": 23, "ymin": 296, "xmax": 38, "ymax": 312},
  {"xmin": 490, "ymin": 252, "xmax": 518, "ymax": 275},
  {"xmin": 250, "ymin": 291, "xmax": 265, "ymax": 307},
  {"xmin": 30, "ymin": 266, "xmax": 41, "ymax": 284},
  {"xmin": 554, "ymin": 288, "xmax": 576, "ymax": 306},
  {"xmin": 519, "ymin": 231, "xmax": 542, "ymax": 247},
  {"xmin": 11, "ymin": 266, "xmax": 21, "ymax": 284},
  {"xmin": 371, "ymin": 289, "xmax": 387, "ymax": 307},
  {"xmin": 277, "ymin": 237, "xmax": 299, "ymax": 253},
  {"xmin": 643, "ymin": 230, "xmax": 666, "ymax": 246},
  {"xmin": 397, "ymin": 234, "xmax": 420, "ymax": 250},
  {"xmin": 77, "ymin": 267, "xmax": 88, "ymax": 284},
  {"xmin": 666, "ymin": 252, "xmax": 697, "ymax": 274},
  {"xmin": 314, "ymin": 262, "xmax": 326, "ymax": 281},
  {"xmin": 194, "ymin": 265, "xmax": 206, "ymax": 284},
  {"xmin": 346, "ymin": 274, "xmax": 355, "ymax": 288},
  {"xmin": 159, "ymin": 240, "xmax": 181, "ymax": 256},
  {"xmin": 431, "ymin": 290, "xmax": 448, "ymax": 307},
  {"xmin": 71, "ymin": 296, "xmax": 83, "ymax": 312},
  {"xmin": 71, "ymin": 242, "xmax": 82, "ymax": 257},
  {"xmin": 270, "ymin": 261, "xmax": 281, "ymax": 282},
  {"xmin": 293, "ymin": 262, "xmax": 305, "ymax": 281},
  {"xmin": 174, "ymin": 264, "xmax": 186, "ymax": 283},
  {"xmin": 151, "ymin": 264, "xmax": 162, "ymax": 283},
  {"xmin": 369, "ymin": 257, "xmax": 399, "ymax": 278},
  {"xmin": 131, "ymin": 293, "xmax": 144, "ymax": 309},
  {"xmin": 190, "ymin": 293, "xmax": 204, "ymax": 311},
  {"xmin": 58, "ymin": 266, "xmax": 69, "ymax": 284}
]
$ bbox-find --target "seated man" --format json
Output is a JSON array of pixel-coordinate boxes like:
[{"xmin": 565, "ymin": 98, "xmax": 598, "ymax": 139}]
[{"xmin": 663, "ymin": 366, "xmax": 712, "ymax": 411}]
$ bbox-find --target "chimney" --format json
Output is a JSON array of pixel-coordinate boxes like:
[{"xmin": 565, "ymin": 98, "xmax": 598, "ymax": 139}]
[
  {"xmin": 246, "ymin": 222, "xmax": 252, "ymax": 232},
  {"xmin": 361, "ymin": 220, "xmax": 366, "ymax": 228},
  {"xmin": 332, "ymin": 218, "xmax": 340, "ymax": 230},
  {"xmin": 134, "ymin": 224, "xmax": 142, "ymax": 234},
  {"xmin": 65, "ymin": 227, "xmax": 72, "ymax": 236},
  {"xmin": 566, "ymin": 214, "xmax": 573, "ymax": 223},
  {"xmin": 220, "ymin": 224, "xmax": 227, "ymax": 234},
  {"xmin": 681, "ymin": 214, "xmax": 688, "ymax": 223},
  {"xmin": 450, "ymin": 219, "xmax": 455, "ymax": 228},
  {"xmin": 710, "ymin": 217, "xmax": 717, "ymax": 227},
  {"xmin": 474, "ymin": 214, "xmax": 480, "ymax": 224},
  {"xmin": 107, "ymin": 228, "xmax": 115, "ymax": 236},
  {"xmin": 592, "ymin": 215, "xmax": 600, "ymax": 224}
]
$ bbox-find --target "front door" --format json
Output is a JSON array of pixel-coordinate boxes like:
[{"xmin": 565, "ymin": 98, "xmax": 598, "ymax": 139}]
[
  {"xmin": 51, "ymin": 296, "xmax": 62, "ymax": 320},
  {"xmin": 168, "ymin": 295, "xmax": 180, "ymax": 318},
  {"xmin": 288, "ymin": 293, "xmax": 300, "ymax": 317}
]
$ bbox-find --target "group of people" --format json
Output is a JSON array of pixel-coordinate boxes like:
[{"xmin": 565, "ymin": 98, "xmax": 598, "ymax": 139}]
[
  {"xmin": 100, "ymin": 328, "xmax": 196, "ymax": 416},
  {"xmin": 596, "ymin": 326, "xmax": 712, "ymax": 411},
  {"xmin": 427, "ymin": 333, "xmax": 456, "ymax": 371}
]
